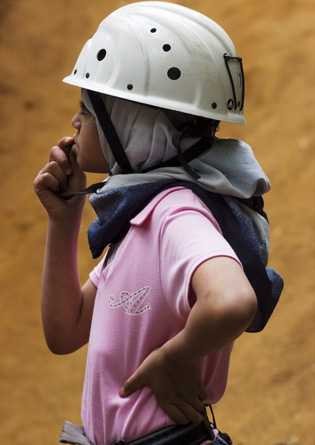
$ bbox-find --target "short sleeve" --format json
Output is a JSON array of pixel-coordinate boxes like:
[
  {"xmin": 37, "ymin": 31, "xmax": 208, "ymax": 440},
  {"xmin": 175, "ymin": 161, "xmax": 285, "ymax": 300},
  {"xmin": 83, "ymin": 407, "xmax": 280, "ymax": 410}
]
[
  {"xmin": 158, "ymin": 189, "xmax": 240, "ymax": 315},
  {"xmin": 89, "ymin": 255, "xmax": 106, "ymax": 288}
]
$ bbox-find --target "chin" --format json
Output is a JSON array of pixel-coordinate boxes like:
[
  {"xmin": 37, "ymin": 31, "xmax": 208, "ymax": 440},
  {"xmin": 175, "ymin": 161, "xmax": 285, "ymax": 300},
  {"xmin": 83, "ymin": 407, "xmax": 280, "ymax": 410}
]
[{"xmin": 77, "ymin": 156, "xmax": 109, "ymax": 174}]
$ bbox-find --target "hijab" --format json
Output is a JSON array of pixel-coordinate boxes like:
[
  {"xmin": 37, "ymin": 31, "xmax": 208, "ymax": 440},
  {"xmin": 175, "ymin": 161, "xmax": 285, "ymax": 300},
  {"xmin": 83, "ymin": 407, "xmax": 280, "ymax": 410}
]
[{"xmin": 81, "ymin": 88, "xmax": 271, "ymax": 200}]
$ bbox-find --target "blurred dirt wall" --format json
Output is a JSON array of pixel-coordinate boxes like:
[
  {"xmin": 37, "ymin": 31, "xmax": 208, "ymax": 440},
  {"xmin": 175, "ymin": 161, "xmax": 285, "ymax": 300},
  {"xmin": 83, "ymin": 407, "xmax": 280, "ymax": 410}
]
[{"xmin": 0, "ymin": 1, "xmax": 314, "ymax": 444}]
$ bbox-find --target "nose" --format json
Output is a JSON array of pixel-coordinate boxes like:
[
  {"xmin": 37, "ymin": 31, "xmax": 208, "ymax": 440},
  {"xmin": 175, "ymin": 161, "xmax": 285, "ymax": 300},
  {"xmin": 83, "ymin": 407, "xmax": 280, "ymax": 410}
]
[{"xmin": 71, "ymin": 111, "xmax": 81, "ymax": 130}]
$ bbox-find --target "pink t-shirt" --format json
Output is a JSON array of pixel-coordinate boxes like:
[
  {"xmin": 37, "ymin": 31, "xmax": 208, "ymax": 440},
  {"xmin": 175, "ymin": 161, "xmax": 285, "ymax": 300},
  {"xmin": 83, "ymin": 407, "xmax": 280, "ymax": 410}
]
[{"xmin": 82, "ymin": 187, "xmax": 240, "ymax": 444}]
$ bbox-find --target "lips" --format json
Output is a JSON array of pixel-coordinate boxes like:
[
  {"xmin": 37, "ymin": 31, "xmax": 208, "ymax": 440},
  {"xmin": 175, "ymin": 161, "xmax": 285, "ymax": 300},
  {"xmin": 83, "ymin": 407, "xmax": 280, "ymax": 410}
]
[{"xmin": 72, "ymin": 137, "xmax": 78, "ymax": 149}]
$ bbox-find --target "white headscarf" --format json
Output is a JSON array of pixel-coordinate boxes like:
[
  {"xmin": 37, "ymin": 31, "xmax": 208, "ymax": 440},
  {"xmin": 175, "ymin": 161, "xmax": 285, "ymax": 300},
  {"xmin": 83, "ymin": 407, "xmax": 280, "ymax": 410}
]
[{"xmin": 81, "ymin": 88, "xmax": 270, "ymax": 200}]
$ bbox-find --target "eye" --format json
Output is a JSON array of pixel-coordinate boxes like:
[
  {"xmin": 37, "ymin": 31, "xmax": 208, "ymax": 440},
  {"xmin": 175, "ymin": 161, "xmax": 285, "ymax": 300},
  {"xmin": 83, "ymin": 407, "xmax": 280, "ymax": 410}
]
[{"xmin": 79, "ymin": 100, "xmax": 90, "ymax": 115}]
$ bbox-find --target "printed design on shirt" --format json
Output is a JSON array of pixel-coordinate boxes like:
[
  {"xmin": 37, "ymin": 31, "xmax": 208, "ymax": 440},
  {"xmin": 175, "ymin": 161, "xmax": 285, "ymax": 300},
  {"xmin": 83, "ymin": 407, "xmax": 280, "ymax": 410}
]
[{"xmin": 108, "ymin": 286, "xmax": 152, "ymax": 316}]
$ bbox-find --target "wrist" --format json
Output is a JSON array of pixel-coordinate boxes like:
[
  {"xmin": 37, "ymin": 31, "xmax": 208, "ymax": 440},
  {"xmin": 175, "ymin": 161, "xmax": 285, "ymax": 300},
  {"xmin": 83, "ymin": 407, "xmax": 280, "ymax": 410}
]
[
  {"xmin": 47, "ymin": 209, "xmax": 83, "ymax": 242},
  {"xmin": 48, "ymin": 196, "xmax": 85, "ymax": 223},
  {"xmin": 162, "ymin": 331, "xmax": 200, "ymax": 365}
]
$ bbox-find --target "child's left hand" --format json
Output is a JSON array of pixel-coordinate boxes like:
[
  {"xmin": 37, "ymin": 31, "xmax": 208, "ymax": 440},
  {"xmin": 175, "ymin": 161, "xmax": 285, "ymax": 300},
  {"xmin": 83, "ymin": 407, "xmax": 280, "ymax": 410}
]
[{"xmin": 119, "ymin": 346, "xmax": 208, "ymax": 425}]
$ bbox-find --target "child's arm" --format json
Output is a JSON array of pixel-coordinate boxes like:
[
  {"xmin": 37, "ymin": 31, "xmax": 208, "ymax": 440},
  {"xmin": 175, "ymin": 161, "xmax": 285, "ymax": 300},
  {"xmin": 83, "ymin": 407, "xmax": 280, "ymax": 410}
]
[
  {"xmin": 34, "ymin": 137, "xmax": 96, "ymax": 354},
  {"xmin": 120, "ymin": 256, "xmax": 257, "ymax": 424}
]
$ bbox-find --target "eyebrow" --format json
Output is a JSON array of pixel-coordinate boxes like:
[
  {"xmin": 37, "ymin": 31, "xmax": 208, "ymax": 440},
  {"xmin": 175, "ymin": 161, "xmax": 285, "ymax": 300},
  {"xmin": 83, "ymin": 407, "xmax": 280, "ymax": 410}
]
[{"xmin": 80, "ymin": 100, "xmax": 87, "ymax": 109}]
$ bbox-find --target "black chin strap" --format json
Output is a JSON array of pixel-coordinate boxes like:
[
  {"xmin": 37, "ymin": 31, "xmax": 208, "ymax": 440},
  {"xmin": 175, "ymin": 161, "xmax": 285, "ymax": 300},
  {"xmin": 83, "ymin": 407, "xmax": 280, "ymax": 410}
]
[{"xmin": 87, "ymin": 90, "xmax": 133, "ymax": 174}]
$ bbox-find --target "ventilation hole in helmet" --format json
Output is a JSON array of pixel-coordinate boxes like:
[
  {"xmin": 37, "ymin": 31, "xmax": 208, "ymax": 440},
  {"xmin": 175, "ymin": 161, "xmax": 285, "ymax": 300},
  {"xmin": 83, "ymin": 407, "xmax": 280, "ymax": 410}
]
[
  {"xmin": 163, "ymin": 44, "xmax": 171, "ymax": 52},
  {"xmin": 74, "ymin": 69, "xmax": 77, "ymax": 75},
  {"xmin": 167, "ymin": 67, "xmax": 181, "ymax": 80},
  {"xmin": 237, "ymin": 101, "xmax": 241, "ymax": 108},
  {"xmin": 85, "ymin": 73, "xmax": 90, "ymax": 78},
  {"xmin": 127, "ymin": 84, "xmax": 133, "ymax": 90},
  {"xmin": 150, "ymin": 28, "xmax": 157, "ymax": 33},
  {"xmin": 227, "ymin": 99, "xmax": 234, "ymax": 110},
  {"xmin": 97, "ymin": 49, "xmax": 106, "ymax": 61},
  {"xmin": 211, "ymin": 103, "xmax": 217, "ymax": 109}
]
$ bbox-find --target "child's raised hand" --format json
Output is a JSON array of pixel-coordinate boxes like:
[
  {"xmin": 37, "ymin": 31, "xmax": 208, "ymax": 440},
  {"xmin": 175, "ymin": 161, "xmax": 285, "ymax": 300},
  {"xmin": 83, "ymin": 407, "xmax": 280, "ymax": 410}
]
[
  {"xmin": 119, "ymin": 346, "xmax": 208, "ymax": 425},
  {"xmin": 34, "ymin": 137, "xmax": 87, "ymax": 220}
]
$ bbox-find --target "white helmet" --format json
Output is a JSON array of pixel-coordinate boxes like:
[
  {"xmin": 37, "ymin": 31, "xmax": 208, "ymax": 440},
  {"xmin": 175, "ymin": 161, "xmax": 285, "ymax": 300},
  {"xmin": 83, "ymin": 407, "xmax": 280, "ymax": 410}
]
[{"xmin": 63, "ymin": 1, "xmax": 245, "ymax": 125}]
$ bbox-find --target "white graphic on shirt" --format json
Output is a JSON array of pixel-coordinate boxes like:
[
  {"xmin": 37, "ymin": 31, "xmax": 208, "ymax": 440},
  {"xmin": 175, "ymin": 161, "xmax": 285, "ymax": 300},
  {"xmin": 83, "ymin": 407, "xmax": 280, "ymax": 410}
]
[{"xmin": 108, "ymin": 286, "xmax": 151, "ymax": 315}]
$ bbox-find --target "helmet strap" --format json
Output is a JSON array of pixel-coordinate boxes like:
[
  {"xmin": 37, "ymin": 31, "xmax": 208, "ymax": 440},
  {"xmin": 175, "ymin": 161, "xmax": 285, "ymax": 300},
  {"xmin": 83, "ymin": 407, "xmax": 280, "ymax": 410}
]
[
  {"xmin": 175, "ymin": 134, "xmax": 201, "ymax": 180},
  {"xmin": 172, "ymin": 118, "xmax": 218, "ymax": 180},
  {"xmin": 87, "ymin": 90, "xmax": 133, "ymax": 174}
]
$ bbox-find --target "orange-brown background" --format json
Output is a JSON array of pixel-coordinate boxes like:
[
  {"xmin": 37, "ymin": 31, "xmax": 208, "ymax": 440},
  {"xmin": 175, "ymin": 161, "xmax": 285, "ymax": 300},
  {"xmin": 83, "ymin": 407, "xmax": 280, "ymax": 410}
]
[{"xmin": 0, "ymin": 1, "xmax": 314, "ymax": 444}]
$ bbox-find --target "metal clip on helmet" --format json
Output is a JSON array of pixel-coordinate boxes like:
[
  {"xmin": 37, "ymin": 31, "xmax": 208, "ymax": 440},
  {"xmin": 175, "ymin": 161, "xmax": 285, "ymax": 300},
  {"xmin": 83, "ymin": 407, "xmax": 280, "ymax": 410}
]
[{"xmin": 63, "ymin": 1, "xmax": 245, "ymax": 125}]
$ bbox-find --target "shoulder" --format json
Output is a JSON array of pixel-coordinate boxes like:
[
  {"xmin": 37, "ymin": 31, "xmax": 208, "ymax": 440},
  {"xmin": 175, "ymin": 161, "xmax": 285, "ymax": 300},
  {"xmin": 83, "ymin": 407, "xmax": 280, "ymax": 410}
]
[{"xmin": 130, "ymin": 186, "xmax": 214, "ymax": 227}]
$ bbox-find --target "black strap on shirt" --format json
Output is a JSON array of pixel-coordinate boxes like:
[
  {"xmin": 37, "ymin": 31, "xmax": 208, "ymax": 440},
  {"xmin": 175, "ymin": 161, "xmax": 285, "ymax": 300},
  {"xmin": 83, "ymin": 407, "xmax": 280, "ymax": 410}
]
[{"xmin": 87, "ymin": 90, "xmax": 133, "ymax": 174}]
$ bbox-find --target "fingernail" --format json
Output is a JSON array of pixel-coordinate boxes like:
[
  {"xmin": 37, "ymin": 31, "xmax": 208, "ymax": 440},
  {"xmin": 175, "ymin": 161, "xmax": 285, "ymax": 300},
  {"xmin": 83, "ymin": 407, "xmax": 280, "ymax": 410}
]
[{"xmin": 119, "ymin": 387, "xmax": 126, "ymax": 397}]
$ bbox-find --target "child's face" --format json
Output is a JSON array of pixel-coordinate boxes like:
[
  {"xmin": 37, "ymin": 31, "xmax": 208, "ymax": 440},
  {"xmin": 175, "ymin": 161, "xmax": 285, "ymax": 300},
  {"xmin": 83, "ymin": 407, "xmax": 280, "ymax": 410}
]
[{"xmin": 71, "ymin": 101, "xmax": 109, "ymax": 173}]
